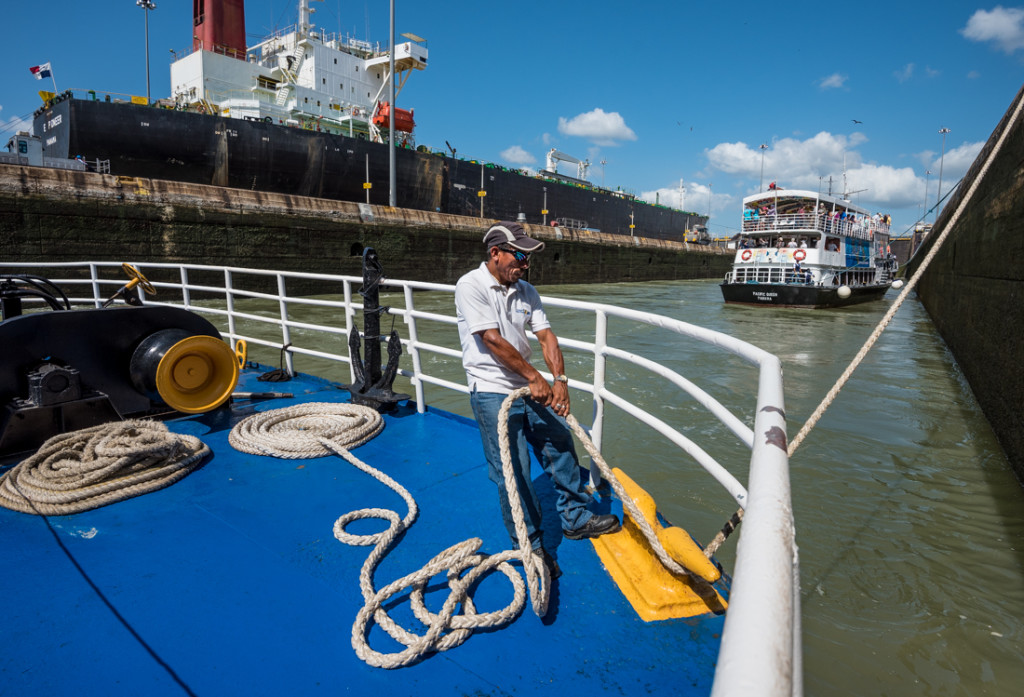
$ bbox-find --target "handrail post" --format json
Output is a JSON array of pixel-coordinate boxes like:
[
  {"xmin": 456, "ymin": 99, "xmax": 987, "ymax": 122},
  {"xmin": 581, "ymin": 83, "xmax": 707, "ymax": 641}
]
[
  {"xmin": 589, "ymin": 309, "xmax": 608, "ymax": 488},
  {"xmin": 343, "ymin": 279, "xmax": 356, "ymax": 385},
  {"xmin": 403, "ymin": 285, "xmax": 426, "ymax": 413},
  {"xmin": 224, "ymin": 268, "xmax": 237, "ymax": 347},
  {"xmin": 276, "ymin": 273, "xmax": 294, "ymax": 376},
  {"xmin": 180, "ymin": 266, "xmax": 191, "ymax": 309},
  {"xmin": 89, "ymin": 263, "xmax": 101, "ymax": 307}
]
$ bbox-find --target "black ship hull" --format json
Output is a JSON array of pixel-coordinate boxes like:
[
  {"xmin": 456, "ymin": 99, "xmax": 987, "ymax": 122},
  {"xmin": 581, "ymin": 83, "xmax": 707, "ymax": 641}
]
[
  {"xmin": 34, "ymin": 98, "xmax": 703, "ymax": 240},
  {"xmin": 720, "ymin": 281, "xmax": 890, "ymax": 308}
]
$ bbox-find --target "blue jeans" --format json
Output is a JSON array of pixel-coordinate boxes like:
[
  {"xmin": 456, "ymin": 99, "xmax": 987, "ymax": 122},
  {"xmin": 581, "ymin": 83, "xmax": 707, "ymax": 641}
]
[{"xmin": 470, "ymin": 390, "xmax": 594, "ymax": 550}]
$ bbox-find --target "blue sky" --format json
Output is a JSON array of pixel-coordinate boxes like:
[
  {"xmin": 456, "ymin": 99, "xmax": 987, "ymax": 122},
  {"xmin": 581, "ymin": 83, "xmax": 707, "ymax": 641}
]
[{"xmin": 3, "ymin": 1, "xmax": 1022, "ymax": 236}]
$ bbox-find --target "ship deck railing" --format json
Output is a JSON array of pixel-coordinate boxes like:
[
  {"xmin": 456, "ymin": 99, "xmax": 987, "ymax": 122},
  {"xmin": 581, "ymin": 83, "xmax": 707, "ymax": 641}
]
[
  {"xmin": 5, "ymin": 260, "xmax": 801, "ymax": 697},
  {"xmin": 742, "ymin": 212, "xmax": 890, "ymax": 241}
]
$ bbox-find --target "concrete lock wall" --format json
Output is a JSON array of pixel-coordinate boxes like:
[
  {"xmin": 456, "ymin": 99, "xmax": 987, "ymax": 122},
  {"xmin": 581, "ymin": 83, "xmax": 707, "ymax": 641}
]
[
  {"xmin": 0, "ymin": 164, "xmax": 731, "ymax": 287},
  {"xmin": 908, "ymin": 84, "xmax": 1024, "ymax": 482}
]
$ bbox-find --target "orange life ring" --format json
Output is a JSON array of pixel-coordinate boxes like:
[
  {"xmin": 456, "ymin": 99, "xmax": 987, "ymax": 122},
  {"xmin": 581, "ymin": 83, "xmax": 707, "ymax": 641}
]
[
  {"xmin": 793, "ymin": 249, "xmax": 807, "ymax": 261},
  {"xmin": 741, "ymin": 249, "xmax": 752, "ymax": 261}
]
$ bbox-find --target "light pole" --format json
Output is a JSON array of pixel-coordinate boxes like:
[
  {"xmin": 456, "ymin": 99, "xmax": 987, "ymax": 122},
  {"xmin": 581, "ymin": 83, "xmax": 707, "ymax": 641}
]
[
  {"xmin": 922, "ymin": 169, "xmax": 931, "ymax": 220},
  {"xmin": 137, "ymin": 0, "xmax": 156, "ymax": 105},
  {"xmin": 936, "ymin": 127, "xmax": 950, "ymax": 222},
  {"xmin": 759, "ymin": 143, "xmax": 768, "ymax": 192}
]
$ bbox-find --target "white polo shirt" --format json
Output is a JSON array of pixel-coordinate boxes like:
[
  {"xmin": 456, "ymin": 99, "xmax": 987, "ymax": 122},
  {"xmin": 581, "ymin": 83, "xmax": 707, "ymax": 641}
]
[{"xmin": 455, "ymin": 262, "xmax": 551, "ymax": 394}]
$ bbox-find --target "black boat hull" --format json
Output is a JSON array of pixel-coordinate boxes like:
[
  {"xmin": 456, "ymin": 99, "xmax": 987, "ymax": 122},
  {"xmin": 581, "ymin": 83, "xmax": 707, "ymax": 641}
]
[
  {"xmin": 720, "ymin": 282, "xmax": 890, "ymax": 308},
  {"xmin": 34, "ymin": 98, "xmax": 703, "ymax": 240}
]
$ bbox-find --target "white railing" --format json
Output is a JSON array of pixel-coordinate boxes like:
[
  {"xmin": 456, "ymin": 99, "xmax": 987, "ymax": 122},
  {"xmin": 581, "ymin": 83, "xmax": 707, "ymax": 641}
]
[
  {"xmin": 742, "ymin": 211, "xmax": 890, "ymax": 241},
  {"xmin": 2, "ymin": 260, "xmax": 800, "ymax": 696}
]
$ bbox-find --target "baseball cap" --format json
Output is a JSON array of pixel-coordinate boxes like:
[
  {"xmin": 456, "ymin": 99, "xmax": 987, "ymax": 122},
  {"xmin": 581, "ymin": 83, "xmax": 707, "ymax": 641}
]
[{"xmin": 482, "ymin": 222, "xmax": 545, "ymax": 252}]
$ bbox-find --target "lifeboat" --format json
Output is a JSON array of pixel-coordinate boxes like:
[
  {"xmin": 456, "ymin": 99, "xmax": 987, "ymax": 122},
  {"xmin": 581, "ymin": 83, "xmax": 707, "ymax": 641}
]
[{"xmin": 372, "ymin": 101, "xmax": 416, "ymax": 132}]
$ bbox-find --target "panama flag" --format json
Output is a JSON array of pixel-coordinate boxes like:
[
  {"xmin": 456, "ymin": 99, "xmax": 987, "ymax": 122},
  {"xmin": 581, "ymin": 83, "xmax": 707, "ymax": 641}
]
[{"xmin": 29, "ymin": 63, "xmax": 52, "ymax": 80}]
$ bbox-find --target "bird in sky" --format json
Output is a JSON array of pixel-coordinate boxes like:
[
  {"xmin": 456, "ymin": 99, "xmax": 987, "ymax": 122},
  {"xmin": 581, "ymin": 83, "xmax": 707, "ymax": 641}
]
[{"xmin": 852, "ymin": 119, "xmax": 863, "ymax": 124}]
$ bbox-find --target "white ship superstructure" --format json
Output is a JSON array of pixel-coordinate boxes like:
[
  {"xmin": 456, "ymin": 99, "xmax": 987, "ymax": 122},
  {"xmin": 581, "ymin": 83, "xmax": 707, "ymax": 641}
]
[{"xmin": 169, "ymin": 0, "xmax": 427, "ymax": 143}]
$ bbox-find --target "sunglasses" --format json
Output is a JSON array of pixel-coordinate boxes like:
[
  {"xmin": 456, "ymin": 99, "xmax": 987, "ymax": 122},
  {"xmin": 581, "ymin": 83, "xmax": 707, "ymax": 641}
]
[{"xmin": 498, "ymin": 246, "xmax": 531, "ymax": 264}]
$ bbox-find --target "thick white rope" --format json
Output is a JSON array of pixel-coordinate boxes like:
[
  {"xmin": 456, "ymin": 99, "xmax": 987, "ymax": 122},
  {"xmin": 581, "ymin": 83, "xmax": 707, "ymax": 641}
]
[
  {"xmin": 530, "ymin": 387, "xmax": 699, "ymax": 578},
  {"xmin": 0, "ymin": 420, "xmax": 209, "ymax": 515},
  {"xmin": 788, "ymin": 91, "xmax": 1024, "ymax": 458},
  {"xmin": 228, "ymin": 400, "xmax": 548, "ymax": 670}
]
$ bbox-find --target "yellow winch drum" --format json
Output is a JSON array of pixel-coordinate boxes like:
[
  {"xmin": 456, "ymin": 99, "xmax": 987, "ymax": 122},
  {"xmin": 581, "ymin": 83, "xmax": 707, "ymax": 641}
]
[{"xmin": 130, "ymin": 329, "xmax": 239, "ymax": 413}]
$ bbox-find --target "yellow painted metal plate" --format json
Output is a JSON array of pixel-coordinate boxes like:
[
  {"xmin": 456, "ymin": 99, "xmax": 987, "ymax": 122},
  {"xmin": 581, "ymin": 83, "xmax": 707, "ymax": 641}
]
[{"xmin": 591, "ymin": 468, "xmax": 728, "ymax": 621}]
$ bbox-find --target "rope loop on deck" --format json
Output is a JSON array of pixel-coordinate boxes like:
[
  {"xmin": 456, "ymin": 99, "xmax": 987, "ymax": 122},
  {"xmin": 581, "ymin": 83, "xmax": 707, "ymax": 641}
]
[
  {"xmin": 228, "ymin": 401, "xmax": 384, "ymax": 457},
  {"xmin": 0, "ymin": 420, "xmax": 210, "ymax": 516},
  {"xmin": 228, "ymin": 400, "xmax": 548, "ymax": 670}
]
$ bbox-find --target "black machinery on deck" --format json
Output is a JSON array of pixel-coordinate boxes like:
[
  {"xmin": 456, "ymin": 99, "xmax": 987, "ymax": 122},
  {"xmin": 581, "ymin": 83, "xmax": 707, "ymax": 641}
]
[{"xmin": 0, "ymin": 266, "xmax": 238, "ymax": 459}]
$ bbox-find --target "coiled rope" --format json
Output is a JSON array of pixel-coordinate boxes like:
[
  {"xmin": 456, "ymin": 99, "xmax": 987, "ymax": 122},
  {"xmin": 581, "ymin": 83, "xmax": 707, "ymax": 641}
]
[
  {"xmin": 0, "ymin": 420, "xmax": 210, "ymax": 516},
  {"xmin": 787, "ymin": 91, "xmax": 1024, "ymax": 458},
  {"xmin": 228, "ymin": 400, "xmax": 548, "ymax": 670},
  {"xmin": 229, "ymin": 393, "xmax": 722, "ymax": 668}
]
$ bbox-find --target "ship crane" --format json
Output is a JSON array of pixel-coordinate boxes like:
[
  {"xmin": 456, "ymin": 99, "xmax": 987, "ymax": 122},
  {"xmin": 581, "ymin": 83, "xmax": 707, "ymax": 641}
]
[{"xmin": 545, "ymin": 149, "xmax": 591, "ymax": 182}]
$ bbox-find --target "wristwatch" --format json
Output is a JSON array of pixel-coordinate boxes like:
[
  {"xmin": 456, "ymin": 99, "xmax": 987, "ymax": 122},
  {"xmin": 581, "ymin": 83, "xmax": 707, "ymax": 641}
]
[{"xmin": 554, "ymin": 374, "xmax": 568, "ymax": 383}]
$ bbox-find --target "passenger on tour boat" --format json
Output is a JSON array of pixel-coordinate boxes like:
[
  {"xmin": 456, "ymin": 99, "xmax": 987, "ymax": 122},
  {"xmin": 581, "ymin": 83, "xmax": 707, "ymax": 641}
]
[{"xmin": 455, "ymin": 222, "xmax": 622, "ymax": 579}]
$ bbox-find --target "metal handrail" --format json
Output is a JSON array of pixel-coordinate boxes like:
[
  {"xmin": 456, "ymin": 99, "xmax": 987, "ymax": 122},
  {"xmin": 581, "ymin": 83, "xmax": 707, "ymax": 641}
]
[
  {"xmin": 742, "ymin": 211, "xmax": 891, "ymax": 240},
  {"xmin": 2, "ymin": 260, "xmax": 799, "ymax": 696}
]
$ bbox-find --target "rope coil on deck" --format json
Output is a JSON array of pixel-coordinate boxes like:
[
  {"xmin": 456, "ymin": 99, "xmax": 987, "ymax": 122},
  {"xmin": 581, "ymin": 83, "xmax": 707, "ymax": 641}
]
[
  {"xmin": 228, "ymin": 400, "xmax": 549, "ymax": 670},
  {"xmin": 0, "ymin": 420, "xmax": 210, "ymax": 516},
  {"xmin": 228, "ymin": 402, "xmax": 384, "ymax": 457}
]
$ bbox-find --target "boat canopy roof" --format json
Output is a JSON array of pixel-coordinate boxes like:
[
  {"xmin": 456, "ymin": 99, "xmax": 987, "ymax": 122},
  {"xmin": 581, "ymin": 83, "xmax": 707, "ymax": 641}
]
[{"xmin": 743, "ymin": 189, "xmax": 873, "ymax": 217}]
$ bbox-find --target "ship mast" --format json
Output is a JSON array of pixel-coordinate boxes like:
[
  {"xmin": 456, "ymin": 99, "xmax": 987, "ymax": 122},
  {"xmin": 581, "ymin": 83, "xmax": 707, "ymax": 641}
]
[{"xmin": 298, "ymin": 0, "xmax": 317, "ymax": 36}]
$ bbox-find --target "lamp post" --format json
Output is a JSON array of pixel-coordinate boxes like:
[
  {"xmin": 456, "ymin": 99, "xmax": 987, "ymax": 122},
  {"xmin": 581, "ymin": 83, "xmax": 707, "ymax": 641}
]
[
  {"xmin": 759, "ymin": 143, "xmax": 768, "ymax": 192},
  {"xmin": 137, "ymin": 0, "xmax": 156, "ymax": 105},
  {"xmin": 936, "ymin": 127, "xmax": 950, "ymax": 222},
  {"xmin": 922, "ymin": 169, "xmax": 931, "ymax": 220}
]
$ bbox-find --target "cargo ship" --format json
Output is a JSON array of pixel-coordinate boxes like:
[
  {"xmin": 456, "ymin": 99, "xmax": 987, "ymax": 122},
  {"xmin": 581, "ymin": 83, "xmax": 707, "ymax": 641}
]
[{"xmin": 30, "ymin": 0, "xmax": 704, "ymax": 240}]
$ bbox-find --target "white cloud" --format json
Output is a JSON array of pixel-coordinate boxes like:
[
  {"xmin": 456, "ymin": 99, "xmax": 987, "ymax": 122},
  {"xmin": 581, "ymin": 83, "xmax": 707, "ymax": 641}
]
[
  {"xmin": 1, "ymin": 108, "xmax": 32, "ymax": 138},
  {"xmin": 967, "ymin": 70, "xmax": 981, "ymax": 79},
  {"xmin": 705, "ymin": 132, "xmax": 863, "ymax": 184},
  {"xmin": 557, "ymin": 108, "xmax": 637, "ymax": 146},
  {"xmin": 961, "ymin": 6, "xmax": 1024, "ymax": 53},
  {"xmin": 703, "ymin": 131, "xmax": 942, "ymax": 211},
  {"xmin": 894, "ymin": 63, "xmax": 914, "ymax": 83},
  {"xmin": 818, "ymin": 73, "xmax": 847, "ymax": 89},
  {"xmin": 640, "ymin": 180, "xmax": 727, "ymax": 216},
  {"xmin": 500, "ymin": 145, "xmax": 536, "ymax": 166},
  {"xmin": 926, "ymin": 140, "xmax": 985, "ymax": 179}
]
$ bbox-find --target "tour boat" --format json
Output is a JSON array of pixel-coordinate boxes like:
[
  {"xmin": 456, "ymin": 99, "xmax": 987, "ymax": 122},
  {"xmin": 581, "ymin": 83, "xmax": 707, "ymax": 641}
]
[{"xmin": 721, "ymin": 188, "xmax": 900, "ymax": 308}]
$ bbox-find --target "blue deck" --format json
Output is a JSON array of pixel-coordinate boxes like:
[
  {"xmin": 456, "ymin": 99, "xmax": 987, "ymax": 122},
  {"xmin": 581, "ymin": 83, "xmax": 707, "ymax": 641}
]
[{"xmin": 1, "ymin": 369, "xmax": 727, "ymax": 696}]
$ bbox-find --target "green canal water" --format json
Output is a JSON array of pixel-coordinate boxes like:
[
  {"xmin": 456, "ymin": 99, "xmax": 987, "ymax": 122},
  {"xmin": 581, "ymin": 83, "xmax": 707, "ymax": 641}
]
[{"xmin": 232, "ymin": 277, "xmax": 1023, "ymax": 696}]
